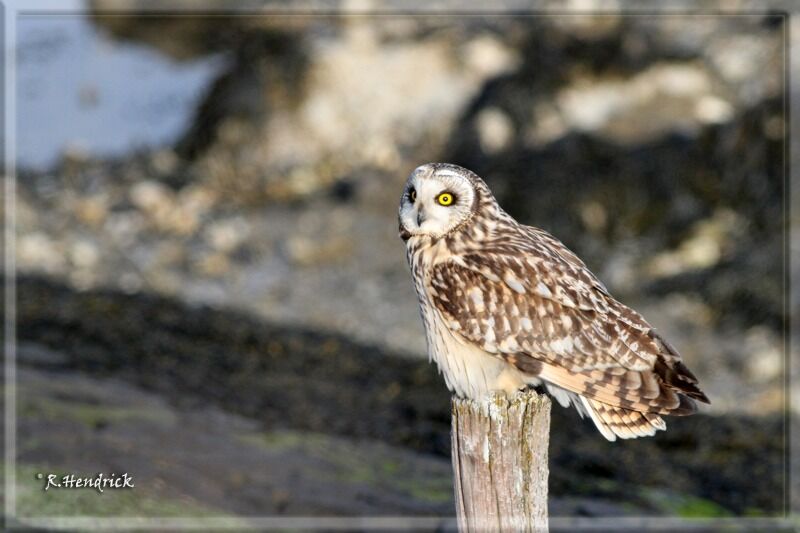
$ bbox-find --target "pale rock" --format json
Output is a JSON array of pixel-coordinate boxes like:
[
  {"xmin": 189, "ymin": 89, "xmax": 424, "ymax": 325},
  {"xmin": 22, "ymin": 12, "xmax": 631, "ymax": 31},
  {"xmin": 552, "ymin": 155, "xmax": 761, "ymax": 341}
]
[
  {"xmin": 462, "ymin": 35, "xmax": 520, "ymax": 79},
  {"xmin": 74, "ymin": 195, "xmax": 109, "ymax": 226},
  {"xmin": 205, "ymin": 217, "xmax": 249, "ymax": 253},
  {"xmin": 553, "ymin": 62, "xmax": 729, "ymax": 144},
  {"xmin": 476, "ymin": 108, "xmax": 514, "ymax": 154},
  {"xmin": 743, "ymin": 326, "xmax": 783, "ymax": 383},
  {"xmin": 695, "ymin": 95, "xmax": 734, "ymax": 124},
  {"xmin": 18, "ymin": 232, "xmax": 65, "ymax": 274},
  {"xmin": 130, "ymin": 180, "xmax": 174, "ymax": 216},
  {"xmin": 645, "ymin": 209, "xmax": 744, "ymax": 279},
  {"xmin": 70, "ymin": 239, "xmax": 100, "ymax": 269}
]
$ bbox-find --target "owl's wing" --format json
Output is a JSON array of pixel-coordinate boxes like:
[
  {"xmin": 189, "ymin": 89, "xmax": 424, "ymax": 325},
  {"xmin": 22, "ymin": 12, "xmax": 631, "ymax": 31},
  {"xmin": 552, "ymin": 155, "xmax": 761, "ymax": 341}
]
[{"xmin": 430, "ymin": 242, "xmax": 708, "ymax": 414}]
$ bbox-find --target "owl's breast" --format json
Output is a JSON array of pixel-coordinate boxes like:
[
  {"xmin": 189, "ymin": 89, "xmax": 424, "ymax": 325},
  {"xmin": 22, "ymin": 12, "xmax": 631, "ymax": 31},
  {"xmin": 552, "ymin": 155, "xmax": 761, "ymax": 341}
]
[{"xmin": 406, "ymin": 238, "xmax": 522, "ymax": 400}]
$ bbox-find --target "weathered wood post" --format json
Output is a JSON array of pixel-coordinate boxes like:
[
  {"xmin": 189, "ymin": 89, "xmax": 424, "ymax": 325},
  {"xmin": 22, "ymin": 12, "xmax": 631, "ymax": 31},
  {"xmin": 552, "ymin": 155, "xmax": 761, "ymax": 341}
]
[{"xmin": 451, "ymin": 389, "xmax": 551, "ymax": 532}]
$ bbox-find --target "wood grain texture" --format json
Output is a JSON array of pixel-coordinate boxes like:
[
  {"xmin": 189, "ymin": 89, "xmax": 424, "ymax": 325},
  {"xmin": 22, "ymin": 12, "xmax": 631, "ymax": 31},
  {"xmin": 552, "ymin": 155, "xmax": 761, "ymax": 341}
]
[{"xmin": 451, "ymin": 390, "xmax": 551, "ymax": 532}]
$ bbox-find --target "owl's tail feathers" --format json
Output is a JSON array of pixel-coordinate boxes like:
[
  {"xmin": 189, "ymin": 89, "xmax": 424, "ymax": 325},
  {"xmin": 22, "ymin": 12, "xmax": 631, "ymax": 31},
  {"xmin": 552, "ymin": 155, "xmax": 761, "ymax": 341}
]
[
  {"xmin": 649, "ymin": 330, "xmax": 710, "ymax": 404},
  {"xmin": 579, "ymin": 397, "xmax": 666, "ymax": 442}
]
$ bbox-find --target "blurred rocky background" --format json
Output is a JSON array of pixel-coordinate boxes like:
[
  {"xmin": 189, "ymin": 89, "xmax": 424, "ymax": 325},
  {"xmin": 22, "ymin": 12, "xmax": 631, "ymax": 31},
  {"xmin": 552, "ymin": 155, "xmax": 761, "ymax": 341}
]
[{"xmin": 9, "ymin": 3, "xmax": 792, "ymax": 527}]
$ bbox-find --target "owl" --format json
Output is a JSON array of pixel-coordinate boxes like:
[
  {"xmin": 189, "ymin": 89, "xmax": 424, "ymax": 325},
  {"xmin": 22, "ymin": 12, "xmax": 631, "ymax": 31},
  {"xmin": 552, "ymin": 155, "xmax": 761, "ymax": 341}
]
[{"xmin": 399, "ymin": 163, "xmax": 709, "ymax": 441}]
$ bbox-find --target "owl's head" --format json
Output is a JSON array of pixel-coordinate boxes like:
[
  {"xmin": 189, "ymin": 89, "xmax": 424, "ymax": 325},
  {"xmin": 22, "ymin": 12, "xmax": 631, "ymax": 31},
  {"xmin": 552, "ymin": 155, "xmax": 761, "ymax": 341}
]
[{"xmin": 399, "ymin": 163, "xmax": 489, "ymax": 240}]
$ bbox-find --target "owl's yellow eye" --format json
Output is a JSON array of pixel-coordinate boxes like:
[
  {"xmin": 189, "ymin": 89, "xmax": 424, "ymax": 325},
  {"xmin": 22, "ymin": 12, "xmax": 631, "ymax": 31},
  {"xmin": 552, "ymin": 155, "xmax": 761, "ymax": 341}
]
[
  {"xmin": 437, "ymin": 192, "xmax": 454, "ymax": 206},
  {"xmin": 408, "ymin": 188, "xmax": 417, "ymax": 203}
]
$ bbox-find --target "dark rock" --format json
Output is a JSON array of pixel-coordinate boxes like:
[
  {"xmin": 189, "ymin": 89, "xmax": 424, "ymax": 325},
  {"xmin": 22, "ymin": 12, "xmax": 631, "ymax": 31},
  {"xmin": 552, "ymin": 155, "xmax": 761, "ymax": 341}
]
[{"xmin": 16, "ymin": 276, "xmax": 785, "ymax": 516}]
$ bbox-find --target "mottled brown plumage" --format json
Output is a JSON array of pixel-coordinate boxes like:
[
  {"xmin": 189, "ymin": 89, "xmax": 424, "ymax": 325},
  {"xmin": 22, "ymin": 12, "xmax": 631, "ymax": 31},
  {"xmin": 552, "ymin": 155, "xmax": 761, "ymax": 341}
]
[{"xmin": 399, "ymin": 163, "xmax": 709, "ymax": 440}]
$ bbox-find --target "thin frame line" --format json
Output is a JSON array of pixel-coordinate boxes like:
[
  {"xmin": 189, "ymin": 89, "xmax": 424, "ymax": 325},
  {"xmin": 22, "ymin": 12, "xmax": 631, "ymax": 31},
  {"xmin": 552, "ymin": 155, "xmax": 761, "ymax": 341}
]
[
  {"xmin": 11, "ymin": 6, "xmax": 796, "ymax": 16},
  {"xmin": 782, "ymin": 12, "xmax": 789, "ymax": 518},
  {"xmin": 5, "ymin": 0, "xmax": 18, "ymax": 524},
  {"xmin": 14, "ymin": 11, "xmax": 796, "ymax": 17},
  {"xmin": 13, "ymin": 516, "xmax": 798, "ymax": 531},
  {"xmin": 782, "ymin": 7, "xmax": 794, "ymax": 520}
]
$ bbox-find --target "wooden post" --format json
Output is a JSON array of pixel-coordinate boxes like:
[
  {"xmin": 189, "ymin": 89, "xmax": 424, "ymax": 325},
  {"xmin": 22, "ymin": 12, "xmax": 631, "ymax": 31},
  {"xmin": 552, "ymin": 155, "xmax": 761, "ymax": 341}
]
[{"xmin": 451, "ymin": 389, "xmax": 551, "ymax": 532}]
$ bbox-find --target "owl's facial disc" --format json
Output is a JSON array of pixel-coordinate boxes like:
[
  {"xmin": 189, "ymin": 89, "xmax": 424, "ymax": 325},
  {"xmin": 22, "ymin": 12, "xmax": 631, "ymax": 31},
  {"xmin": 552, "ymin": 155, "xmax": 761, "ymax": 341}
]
[{"xmin": 399, "ymin": 164, "xmax": 476, "ymax": 239}]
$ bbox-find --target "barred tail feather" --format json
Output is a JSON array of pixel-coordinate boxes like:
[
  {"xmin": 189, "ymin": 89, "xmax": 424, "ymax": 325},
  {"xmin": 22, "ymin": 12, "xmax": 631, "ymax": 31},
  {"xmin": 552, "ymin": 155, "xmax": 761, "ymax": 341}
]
[
  {"xmin": 581, "ymin": 397, "xmax": 667, "ymax": 441},
  {"xmin": 536, "ymin": 380, "xmax": 669, "ymax": 441},
  {"xmin": 527, "ymin": 359, "xmax": 699, "ymax": 415}
]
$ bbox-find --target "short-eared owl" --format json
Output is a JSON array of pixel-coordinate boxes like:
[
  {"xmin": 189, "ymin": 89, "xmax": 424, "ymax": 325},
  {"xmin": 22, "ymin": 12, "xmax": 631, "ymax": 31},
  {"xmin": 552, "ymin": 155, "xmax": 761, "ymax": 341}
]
[{"xmin": 399, "ymin": 163, "xmax": 709, "ymax": 440}]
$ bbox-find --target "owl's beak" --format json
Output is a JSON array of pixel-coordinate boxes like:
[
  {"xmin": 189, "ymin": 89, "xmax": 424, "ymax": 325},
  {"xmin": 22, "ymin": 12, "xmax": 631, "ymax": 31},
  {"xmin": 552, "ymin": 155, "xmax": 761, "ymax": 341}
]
[{"xmin": 416, "ymin": 207, "xmax": 426, "ymax": 226}]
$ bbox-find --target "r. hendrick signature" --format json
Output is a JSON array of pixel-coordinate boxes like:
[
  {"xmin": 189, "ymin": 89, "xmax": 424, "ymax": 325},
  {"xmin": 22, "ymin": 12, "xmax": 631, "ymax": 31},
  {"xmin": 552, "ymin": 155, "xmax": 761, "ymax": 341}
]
[{"xmin": 37, "ymin": 472, "xmax": 134, "ymax": 493}]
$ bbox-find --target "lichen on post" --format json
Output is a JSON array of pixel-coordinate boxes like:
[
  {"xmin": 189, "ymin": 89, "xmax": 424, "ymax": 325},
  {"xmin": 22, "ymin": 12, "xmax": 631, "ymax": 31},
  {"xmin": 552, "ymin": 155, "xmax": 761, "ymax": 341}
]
[{"xmin": 451, "ymin": 389, "xmax": 551, "ymax": 532}]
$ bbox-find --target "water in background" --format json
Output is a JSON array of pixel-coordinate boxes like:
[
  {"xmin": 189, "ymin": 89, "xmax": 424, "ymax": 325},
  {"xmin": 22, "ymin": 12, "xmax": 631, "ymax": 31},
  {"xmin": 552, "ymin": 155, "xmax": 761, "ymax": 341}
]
[{"xmin": 16, "ymin": 13, "xmax": 224, "ymax": 170}]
